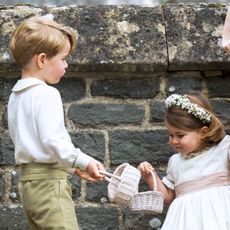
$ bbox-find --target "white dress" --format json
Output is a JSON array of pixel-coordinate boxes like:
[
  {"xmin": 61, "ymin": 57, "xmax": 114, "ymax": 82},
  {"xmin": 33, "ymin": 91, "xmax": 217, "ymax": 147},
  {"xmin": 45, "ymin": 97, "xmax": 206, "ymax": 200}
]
[{"xmin": 161, "ymin": 135, "xmax": 230, "ymax": 230}]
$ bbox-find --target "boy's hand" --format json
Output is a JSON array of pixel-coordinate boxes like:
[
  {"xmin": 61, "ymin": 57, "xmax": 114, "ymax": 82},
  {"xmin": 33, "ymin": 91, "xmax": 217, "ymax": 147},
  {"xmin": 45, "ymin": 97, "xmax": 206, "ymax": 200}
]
[
  {"xmin": 85, "ymin": 159, "xmax": 105, "ymax": 182},
  {"xmin": 74, "ymin": 168, "xmax": 98, "ymax": 182},
  {"xmin": 74, "ymin": 160, "xmax": 105, "ymax": 182}
]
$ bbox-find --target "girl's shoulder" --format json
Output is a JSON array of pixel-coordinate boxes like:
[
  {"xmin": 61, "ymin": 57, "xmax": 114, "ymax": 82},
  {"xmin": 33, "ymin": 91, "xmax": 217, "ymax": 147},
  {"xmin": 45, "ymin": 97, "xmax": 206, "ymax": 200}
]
[
  {"xmin": 216, "ymin": 135, "xmax": 230, "ymax": 148},
  {"xmin": 168, "ymin": 153, "xmax": 181, "ymax": 166}
]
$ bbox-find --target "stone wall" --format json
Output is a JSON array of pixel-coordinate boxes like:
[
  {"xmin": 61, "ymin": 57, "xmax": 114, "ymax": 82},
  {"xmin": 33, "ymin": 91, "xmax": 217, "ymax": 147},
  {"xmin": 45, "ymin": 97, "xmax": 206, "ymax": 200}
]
[{"xmin": 0, "ymin": 3, "xmax": 230, "ymax": 230}]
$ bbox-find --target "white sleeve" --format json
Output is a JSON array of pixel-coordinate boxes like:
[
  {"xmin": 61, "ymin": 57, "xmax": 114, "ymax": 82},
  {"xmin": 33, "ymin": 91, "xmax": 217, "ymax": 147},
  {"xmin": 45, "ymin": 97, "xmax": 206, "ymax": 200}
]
[
  {"xmin": 36, "ymin": 88, "xmax": 93, "ymax": 170},
  {"xmin": 162, "ymin": 156, "xmax": 175, "ymax": 190}
]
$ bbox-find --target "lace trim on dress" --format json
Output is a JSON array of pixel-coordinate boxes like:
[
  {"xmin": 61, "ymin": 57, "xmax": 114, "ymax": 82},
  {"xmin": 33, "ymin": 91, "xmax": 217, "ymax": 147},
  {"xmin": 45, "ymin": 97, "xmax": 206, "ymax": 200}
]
[{"xmin": 180, "ymin": 147, "xmax": 211, "ymax": 160}]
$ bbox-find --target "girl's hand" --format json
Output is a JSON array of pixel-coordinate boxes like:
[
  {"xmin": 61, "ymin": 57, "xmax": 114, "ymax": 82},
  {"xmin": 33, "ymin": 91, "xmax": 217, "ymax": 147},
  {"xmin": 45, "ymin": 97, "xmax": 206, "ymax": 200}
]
[{"xmin": 138, "ymin": 161, "xmax": 155, "ymax": 177}]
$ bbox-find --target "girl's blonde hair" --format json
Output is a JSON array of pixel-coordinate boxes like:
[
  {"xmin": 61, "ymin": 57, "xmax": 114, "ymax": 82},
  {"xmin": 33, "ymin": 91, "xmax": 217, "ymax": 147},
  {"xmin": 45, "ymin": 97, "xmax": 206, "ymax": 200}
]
[
  {"xmin": 165, "ymin": 92, "xmax": 225, "ymax": 144},
  {"xmin": 9, "ymin": 16, "xmax": 77, "ymax": 68}
]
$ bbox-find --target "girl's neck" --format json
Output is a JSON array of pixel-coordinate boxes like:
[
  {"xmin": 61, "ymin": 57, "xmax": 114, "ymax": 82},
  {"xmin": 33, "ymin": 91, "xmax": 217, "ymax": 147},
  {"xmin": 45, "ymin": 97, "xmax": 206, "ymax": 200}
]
[{"xmin": 182, "ymin": 142, "xmax": 213, "ymax": 160}]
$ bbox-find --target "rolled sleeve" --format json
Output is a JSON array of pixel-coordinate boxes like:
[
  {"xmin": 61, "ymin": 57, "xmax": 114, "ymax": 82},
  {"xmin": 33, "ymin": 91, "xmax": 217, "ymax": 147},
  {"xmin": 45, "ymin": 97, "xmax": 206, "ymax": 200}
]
[{"xmin": 73, "ymin": 148, "xmax": 93, "ymax": 170}]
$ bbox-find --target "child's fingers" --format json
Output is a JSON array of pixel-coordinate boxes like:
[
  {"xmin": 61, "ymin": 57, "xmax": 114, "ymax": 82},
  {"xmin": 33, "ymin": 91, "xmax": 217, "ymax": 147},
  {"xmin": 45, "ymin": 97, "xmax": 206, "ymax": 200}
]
[
  {"xmin": 138, "ymin": 161, "xmax": 154, "ymax": 174},
  {"xmin": 74, "ymin": 168, "xmax": 99, "ymax": 182}
]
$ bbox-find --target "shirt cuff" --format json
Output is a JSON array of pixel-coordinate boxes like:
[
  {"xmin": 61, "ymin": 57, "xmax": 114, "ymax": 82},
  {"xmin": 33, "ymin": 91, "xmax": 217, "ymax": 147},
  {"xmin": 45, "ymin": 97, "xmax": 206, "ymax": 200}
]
[{"xmin": 73, "ymin": 149, "xmax": 93, "ymax": 170}]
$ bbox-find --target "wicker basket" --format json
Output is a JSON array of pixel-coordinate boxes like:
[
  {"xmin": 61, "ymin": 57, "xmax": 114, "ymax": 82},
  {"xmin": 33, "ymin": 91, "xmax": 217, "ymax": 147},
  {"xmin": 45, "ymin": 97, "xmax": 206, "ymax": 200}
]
[
  {"xmin": 129, "ymin": 171, "xmax": 164, "ymax": 214},
  {"xmin": 100, "ymin": 163, "xmax": 141, "ymax": 206}
]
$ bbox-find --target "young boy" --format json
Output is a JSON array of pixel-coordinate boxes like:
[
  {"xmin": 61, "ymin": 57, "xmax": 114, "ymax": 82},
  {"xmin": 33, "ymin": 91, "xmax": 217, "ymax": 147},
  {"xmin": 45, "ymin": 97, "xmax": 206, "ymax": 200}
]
[{"xmin": 8, "ymin": 15, "xmax": 105, "ymax": 229}]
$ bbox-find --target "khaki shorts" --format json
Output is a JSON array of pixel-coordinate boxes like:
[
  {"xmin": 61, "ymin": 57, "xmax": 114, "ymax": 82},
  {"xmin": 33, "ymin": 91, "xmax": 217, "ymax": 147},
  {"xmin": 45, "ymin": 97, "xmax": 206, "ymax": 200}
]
[{"xmin": 19, "ymin": 163, "xmax": 79, "ymax": 230}]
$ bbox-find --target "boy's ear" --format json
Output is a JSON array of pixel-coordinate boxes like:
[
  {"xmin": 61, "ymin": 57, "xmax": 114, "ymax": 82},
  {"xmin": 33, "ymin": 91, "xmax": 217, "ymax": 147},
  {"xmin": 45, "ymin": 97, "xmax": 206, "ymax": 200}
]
[
  {"xmin": 37, "ymin": 53, "xmax": 47, "ymax": 68},
  {"xmin": 199, "ymin": 126, "xmax": 209, "ymax": 139}
]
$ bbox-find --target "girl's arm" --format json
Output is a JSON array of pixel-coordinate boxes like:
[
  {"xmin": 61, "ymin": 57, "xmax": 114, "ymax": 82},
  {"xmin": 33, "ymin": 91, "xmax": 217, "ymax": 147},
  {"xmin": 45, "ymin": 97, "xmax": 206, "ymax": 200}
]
[{"xmin": 138, "ymin": 161, "xmax": 175, "ymax": 205}]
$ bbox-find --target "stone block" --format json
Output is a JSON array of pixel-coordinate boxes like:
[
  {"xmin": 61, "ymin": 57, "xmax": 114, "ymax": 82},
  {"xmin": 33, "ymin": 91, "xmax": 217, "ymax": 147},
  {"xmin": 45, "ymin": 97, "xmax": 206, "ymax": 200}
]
[
  {"xmin": 0, "ymin": 134, "xmax": 15, "ymax": 165},
  {"xmin": 68, "ymin": 174, "xmax": 81, "ymax": 202},
  {"xmin": 0, "ymin": 205, "xmax": 28, "ymax": 229},
  {"xmin": 166, "ymin": 76, "xmax": 203, "ymax": 95},
  {"xmin": 53, "ymin": 77, "xmax": 86, "ymax": 102},
  {"xmin": 68, "ymin": 103, "xmax": 145, "ymax": 126},
  {"xmin": 150, "ymin": 100, "xmax": 165, "ymax": 123},
  {"xmin": 207, "ymin": 76, "xmax": 230, "ymax": 97},
  {"xmin": 165, "ymin": 4, "xmax": 227, "ymax": 70},
  {"xmin": 0, "ymin": 171, "xmax": 5, "ymax": 200},
  {"xmin": 77, "ymin": 206, "xmax": 119, "ymax": 230},
  {"xmin": 70, "ymin": 132, "xmax": 105, "ymax": 161},
  {"xmin": 109, "ymin": 129, "xmax": 173, "ymax": 165},
  {"xmin": 210, "ymin": 99, "xmax": 230, "ymax": 126},
  {"xmin": 91, "ymin": 77, "xmax": 160, "ymax": 99},
  {"xmin": 123, "ymin": 208, "xmax": 166, "ymax": 230},
  {"xmin": 85, "ymin": 180, "xmax": 108, "ymax": 203}
]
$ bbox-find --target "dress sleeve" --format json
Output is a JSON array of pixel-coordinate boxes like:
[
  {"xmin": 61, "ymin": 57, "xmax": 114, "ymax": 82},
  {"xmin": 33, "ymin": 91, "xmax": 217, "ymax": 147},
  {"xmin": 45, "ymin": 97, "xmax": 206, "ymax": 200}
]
[
  {"xmin": 36, "ymin": 88, "xmax": 92, "ymax": 170},
  {"xmin": 162, "ymin": 156, "xmax": 175, "ymax": 190}
]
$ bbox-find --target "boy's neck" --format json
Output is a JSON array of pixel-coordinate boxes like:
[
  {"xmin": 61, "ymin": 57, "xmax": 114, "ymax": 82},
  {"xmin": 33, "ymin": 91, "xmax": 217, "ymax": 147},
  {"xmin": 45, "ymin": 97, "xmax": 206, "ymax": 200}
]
[
  {"xmin": 21, "ymin": 68, "xmax": 44, "ymax": 82},
  {"xmin": 21, "ymin": 55, "xmax": 45, "ymax": 81}
]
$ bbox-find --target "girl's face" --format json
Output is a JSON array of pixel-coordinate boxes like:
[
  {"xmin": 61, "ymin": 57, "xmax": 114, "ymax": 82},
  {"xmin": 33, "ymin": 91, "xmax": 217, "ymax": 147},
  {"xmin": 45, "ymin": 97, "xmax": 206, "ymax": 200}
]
[{"xmin": 165, "ymin": 122, "xmax": 205, "ymax": 157}]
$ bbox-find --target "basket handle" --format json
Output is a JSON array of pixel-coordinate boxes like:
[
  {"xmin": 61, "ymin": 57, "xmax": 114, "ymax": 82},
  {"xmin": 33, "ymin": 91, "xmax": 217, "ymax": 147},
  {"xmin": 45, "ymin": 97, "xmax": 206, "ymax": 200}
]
[
  {"xmin": 99, "ymin": 170, "xmax": 121, "ymax": 182},
  {"xmin": 150, "ymin": 170, "xmax": 158, "ymax": 192}
]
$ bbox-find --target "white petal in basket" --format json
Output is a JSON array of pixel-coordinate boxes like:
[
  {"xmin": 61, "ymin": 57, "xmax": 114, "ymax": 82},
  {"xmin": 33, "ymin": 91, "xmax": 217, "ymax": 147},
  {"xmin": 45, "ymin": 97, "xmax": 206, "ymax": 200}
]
[
  {"xmin": 101, "ymin": 163, "xmax": 141, "ymax": 206},
  {"xmin": 129, "ymin": 171, "xmax": 164, "ymax": 214}
]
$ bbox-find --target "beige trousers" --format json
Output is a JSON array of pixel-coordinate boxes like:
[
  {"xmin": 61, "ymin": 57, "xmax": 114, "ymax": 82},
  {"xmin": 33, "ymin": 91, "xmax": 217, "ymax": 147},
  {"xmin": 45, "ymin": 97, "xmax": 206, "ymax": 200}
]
[{"xmin": 19, "ymin": 163, "xmax": 79, "ymax": 230}]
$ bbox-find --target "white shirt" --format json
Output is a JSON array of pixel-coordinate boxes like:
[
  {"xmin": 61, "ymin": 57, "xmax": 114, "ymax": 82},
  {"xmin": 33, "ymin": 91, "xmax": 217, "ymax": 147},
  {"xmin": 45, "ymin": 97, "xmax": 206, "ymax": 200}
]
[{"xmin": 7, "ymin": 77, "xmax": 92, "ymax": 170}]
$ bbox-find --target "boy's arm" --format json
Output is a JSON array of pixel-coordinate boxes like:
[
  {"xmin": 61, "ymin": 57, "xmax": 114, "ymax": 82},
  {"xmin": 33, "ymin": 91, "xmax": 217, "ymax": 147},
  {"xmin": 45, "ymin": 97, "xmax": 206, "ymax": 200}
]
[{"xmin": 37, "ymin": 88, "xmax": 105, "ymax": 177}]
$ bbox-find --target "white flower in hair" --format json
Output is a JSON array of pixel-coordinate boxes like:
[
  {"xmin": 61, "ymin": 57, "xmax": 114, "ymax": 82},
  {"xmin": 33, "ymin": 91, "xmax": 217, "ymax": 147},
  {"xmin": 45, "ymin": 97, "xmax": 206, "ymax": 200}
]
[
  {"xmin": 42, "ymin": 14, "xmax": 54, "ymax": 21},
  {"xmin": 165, "ymin": 94, "xmax": 211, "ymax": 124}
]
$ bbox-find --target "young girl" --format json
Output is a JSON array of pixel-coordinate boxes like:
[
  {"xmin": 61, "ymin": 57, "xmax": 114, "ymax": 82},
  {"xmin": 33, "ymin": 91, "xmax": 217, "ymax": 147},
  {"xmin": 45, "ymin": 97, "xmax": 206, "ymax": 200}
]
[{"xmin": 138, "ymin": 92, "xmax": 230, "ymax": 230}]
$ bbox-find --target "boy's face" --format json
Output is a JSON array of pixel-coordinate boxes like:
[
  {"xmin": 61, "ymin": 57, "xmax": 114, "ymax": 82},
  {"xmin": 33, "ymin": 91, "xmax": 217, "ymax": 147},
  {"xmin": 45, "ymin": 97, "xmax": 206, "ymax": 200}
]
[{"xmin": 42, "ymin": 40, "xmax": 70, "ymax": 84}]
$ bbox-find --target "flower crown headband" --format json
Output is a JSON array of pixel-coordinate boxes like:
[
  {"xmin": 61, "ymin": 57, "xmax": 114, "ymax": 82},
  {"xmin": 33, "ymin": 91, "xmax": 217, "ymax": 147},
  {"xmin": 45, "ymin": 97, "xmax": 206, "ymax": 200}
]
[{"xmin": 165, "ymin": 94, "xmax": 212, "ymax": 124}]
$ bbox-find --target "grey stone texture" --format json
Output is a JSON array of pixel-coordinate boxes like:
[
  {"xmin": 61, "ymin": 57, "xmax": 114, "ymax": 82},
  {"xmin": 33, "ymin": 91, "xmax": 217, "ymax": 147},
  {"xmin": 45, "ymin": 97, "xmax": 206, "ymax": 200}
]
[
  {"xmin": 68, "ymin": 103, "xmax": 145, "ymax": 126},
  {"xmin": 0, "ymin": 205, "xmax": 29, "ymax": 229},
  {"xmin": 0, "ymin": 134, "xmax": 15, "ymax": 165},
  {"xmin": 53, "ymin": 78, "xmax": 86, "ymax": 102},
  {"xmin": 70, "ymin": 131, "xmax": 105, "ymax": 161},
  {"xmin": 109, "ymin": 129, "xmax": 173, "ymax": 165},
  {"xmin": 91, "ymin": 77, "xmax": 161, "ymax": 99},
  {"xmin": 78, "ymin": 207, "xmax": 120, "ymax": 230},
  {"xmin": 0, "ymin": 3, "xmax": 230, "ymax": 230},
  {"xmin": 0, "ymin": 171, "xmax": 5, "ymax": 200}
]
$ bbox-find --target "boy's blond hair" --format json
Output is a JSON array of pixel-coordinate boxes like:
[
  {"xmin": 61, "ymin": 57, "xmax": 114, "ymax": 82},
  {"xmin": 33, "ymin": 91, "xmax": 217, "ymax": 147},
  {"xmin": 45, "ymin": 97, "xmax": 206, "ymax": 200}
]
[{"xmin": 9, "ymin": 16, "xmax": 77, "ymax": 68}]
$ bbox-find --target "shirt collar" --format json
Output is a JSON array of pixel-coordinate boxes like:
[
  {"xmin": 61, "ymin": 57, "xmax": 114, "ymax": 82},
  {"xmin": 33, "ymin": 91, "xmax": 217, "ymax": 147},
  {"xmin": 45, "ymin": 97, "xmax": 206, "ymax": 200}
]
[{"xmin": 12, "ymin": 77, "xmax": 45, "ymax": 92}]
